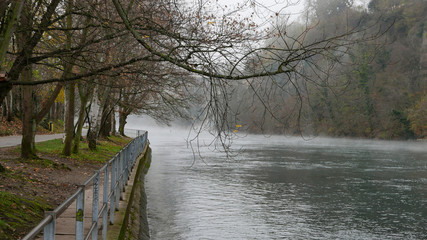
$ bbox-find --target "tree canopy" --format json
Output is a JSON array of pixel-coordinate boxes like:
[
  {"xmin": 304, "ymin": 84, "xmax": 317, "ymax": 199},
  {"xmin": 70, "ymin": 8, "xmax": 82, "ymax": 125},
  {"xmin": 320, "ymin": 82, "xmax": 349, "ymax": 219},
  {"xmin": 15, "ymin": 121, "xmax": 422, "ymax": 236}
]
[{"xmin": 0, "ymin": 0, "xmax": 424, "ymax": 160}]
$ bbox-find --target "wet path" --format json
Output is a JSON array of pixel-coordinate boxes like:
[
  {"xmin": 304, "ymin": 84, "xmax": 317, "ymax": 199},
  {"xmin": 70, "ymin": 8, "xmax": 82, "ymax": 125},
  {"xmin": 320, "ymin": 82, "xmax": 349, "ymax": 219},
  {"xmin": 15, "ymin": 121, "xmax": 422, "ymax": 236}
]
[{"xmin": 0, "ymin": 134, "xmax": 63, "ymax": 148}]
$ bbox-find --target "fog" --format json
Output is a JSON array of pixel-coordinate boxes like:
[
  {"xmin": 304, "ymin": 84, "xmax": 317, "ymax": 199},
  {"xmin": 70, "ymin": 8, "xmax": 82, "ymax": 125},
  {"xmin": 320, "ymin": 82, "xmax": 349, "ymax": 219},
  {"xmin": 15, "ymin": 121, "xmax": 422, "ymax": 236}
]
[
  {"xmin": 123, "ymin": 114, "xmax": 427, "ymax": 159},
  {"xmin": 141, "ymin": 111, "xmax": 427, "ymax": 239}
]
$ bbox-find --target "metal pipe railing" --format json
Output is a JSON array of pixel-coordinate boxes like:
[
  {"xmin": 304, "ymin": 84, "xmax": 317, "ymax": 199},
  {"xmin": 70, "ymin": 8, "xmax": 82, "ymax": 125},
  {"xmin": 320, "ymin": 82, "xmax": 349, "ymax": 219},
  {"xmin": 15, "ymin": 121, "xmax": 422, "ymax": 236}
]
[{"xmin": 22, "ymin": 130, "xmax": 148, "ymax": 240}]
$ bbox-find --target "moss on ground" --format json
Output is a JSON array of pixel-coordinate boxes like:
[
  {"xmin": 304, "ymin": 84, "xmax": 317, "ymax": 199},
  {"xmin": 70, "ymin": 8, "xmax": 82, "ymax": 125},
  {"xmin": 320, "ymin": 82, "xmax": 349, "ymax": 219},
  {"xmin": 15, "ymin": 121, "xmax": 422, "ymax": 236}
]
[{"xmin": 0, "ymin": 191, "xmax": 52, "ymax": 240}]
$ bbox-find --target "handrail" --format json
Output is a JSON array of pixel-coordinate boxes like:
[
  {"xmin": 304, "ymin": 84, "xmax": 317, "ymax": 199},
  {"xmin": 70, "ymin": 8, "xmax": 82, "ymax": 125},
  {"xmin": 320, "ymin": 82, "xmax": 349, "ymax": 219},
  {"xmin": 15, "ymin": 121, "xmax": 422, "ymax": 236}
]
[{"xmin": 22, "ymin": 130, "xmax": 148, "ymax": 240}]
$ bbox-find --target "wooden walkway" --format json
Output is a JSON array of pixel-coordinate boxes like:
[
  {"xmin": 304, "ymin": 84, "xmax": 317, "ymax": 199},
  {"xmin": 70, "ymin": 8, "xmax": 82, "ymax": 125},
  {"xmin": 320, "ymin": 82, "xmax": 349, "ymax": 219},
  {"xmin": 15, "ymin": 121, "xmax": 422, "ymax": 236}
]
[{"xmin": 35, "ymin": 158, "xmax": 140, "ymax": 240}]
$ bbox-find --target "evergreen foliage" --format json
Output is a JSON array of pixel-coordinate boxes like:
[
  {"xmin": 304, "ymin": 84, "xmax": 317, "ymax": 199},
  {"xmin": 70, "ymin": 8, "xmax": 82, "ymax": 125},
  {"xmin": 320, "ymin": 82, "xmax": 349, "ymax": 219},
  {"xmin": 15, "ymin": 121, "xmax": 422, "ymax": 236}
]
[{"xmin": 232, "ymin": 0, "xmax": 427, "ymax": 139}]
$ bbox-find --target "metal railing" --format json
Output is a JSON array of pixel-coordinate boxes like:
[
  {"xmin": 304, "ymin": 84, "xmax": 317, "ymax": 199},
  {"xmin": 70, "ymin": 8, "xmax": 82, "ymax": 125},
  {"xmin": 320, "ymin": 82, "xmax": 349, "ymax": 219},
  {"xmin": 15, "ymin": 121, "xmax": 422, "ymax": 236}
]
[{"xmin": 22, "ymin": 131, "xmax": 148, "ymax": 240}]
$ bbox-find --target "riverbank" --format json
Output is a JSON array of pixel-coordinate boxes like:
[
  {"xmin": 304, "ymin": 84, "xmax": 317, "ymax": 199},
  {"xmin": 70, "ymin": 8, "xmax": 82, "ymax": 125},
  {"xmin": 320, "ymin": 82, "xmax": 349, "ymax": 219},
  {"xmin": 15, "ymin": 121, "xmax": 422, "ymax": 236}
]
[
  {"xmin": 240, "ymin": 129, "xmax": 426, "ymax": 142},
  {"xmin": 0, "ymin": 135, "xmax": 131, "ymax": 240},
  {"xmin": 106, "ymin": 145, "xmax": 151, "ymax": 240}
]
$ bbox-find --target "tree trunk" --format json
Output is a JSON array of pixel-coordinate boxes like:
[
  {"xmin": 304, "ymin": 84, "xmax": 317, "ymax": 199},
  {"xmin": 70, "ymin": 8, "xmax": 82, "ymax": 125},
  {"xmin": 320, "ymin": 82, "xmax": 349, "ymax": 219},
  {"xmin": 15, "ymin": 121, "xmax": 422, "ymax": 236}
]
[
  {"xmin": 87, "ymin": 82, "xmax": 111, "ymax": 150},
  {"xmin": 73, "ymin": 82, "xmax": 91, "ymax": 154},
  {"xmin": 119, "ymin": 110, "xmax": 129, "ymax": 136},
  {"xmin": 19, "ymin": 3, "xmax": 37, "ymax": 159},
  {"xmin": 99, "ymin": 113, "xmax": 111, "ymax": 138},
  {"xmin": 87, "ymin": 85, "xmax": 101, "ymax": 150},
  {"xmin": 55, "ymin": 101, "xmax": 61, "ymax": 120},
  {"xmin": 21, "ymin": 68, "xmax": 36, "ymax": 158},
  {"xmin": 2, "ymin": 99, "xmax": 6, "ymax": 118},
  {"xmin": 6, "ymin": 90, "xmax": 13, "ymax": 121},
  {"xmin": 111, "ymin": 106, "xmax": 116, "ymax": 135},
  {"xmin": 72, "ymin": 104, "xmax": 86, "ymax": 154},
  {"xmin": 0, "ymin": 82, "xmax": 13, "ymax": 109},
  {"xmin": 71, "ymin": 16, "xmax": 93, "ymax": 153},
  {"xmin": 72, "ymin": 108, "xmax": 86, "ymax": 153},
  {"xmin": 87, "ymin": 127, "xmax": 97, "ymax": 150},
  {"xmin": 99, "ymin": 99, "xmax": 112, "ymax": 138},
  {"xmin": 35, "ymin": 83, "xmax": 63, "ymax": 124},
  {"xmin": 50, "ymin": 101, "xmax": 56, "ymax": 121},
  {"xmin": 62, "ymin": 82, "xmax": 75, "ymax": 156},
  {"xmin": 12, "ymin": 87, "xmax": 19, "ymax": 118},
  {"xmin": 61, "ymin": 0, "xmax": 74, "ymax": 155}
]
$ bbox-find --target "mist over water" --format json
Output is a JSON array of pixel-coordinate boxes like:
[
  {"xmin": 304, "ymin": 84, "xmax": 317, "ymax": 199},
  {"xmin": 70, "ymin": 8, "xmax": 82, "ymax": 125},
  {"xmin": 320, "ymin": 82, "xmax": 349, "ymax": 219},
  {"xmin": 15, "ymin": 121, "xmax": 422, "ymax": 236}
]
[{"xmin": 125, "ymin": 117, "xmax": 427, "ymax": 239}]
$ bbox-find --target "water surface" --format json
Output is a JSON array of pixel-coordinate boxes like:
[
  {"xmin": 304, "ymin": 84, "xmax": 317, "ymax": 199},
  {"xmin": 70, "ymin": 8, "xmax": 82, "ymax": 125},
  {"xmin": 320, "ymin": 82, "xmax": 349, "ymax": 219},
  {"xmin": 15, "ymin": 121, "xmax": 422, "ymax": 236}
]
[{"xmin": 140, "ymin": 129, "xmax": 426, "ymax": 239}]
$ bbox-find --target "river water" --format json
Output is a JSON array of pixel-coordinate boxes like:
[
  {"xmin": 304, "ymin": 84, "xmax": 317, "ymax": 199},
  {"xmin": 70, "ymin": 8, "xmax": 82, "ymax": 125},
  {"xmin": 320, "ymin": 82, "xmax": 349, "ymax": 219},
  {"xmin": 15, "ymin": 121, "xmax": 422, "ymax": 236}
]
[{"xmin": 139, "ymin": 128, "xmax": 426, "ymax": 239}]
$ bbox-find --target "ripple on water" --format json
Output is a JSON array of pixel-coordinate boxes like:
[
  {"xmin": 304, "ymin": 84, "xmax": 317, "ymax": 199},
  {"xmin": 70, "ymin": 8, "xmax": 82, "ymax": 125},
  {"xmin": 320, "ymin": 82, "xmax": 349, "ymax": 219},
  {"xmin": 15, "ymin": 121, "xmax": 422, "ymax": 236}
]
[{"xmin": 145, "ymin": 131, "xmax": 427, "ymax": 239}]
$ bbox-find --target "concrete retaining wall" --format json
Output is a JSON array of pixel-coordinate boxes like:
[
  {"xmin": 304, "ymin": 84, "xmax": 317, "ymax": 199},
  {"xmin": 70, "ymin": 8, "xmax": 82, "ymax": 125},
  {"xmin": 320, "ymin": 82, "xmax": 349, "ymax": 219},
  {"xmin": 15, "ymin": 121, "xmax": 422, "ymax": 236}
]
[{"xmin": 107, "ymin": 145, "xmax": 151, "ymax": 240}]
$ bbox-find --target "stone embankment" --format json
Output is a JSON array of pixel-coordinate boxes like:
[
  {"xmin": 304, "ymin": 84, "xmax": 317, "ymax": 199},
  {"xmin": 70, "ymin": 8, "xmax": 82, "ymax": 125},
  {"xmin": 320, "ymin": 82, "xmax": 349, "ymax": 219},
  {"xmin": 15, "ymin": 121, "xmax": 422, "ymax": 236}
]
[{"xmin": 108, "ymin": 146, "xmax": 151, "ymax": 240}]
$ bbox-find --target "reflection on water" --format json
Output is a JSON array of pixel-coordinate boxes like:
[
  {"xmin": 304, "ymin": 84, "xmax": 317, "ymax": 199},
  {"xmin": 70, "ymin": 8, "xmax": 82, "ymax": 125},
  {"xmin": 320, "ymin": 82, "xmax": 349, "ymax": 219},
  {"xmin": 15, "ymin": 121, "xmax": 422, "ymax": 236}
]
[{"xmin": 132, "ymin": 129, "xmax": 427, "ymax": 239}]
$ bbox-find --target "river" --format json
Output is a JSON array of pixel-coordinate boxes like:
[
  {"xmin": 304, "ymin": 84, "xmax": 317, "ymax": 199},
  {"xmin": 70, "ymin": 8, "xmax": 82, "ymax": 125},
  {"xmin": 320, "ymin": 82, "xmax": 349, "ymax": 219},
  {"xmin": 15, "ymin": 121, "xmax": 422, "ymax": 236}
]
[{"xmin": 136, "ymin": 128, "xmax": 426, "ymax": 239}]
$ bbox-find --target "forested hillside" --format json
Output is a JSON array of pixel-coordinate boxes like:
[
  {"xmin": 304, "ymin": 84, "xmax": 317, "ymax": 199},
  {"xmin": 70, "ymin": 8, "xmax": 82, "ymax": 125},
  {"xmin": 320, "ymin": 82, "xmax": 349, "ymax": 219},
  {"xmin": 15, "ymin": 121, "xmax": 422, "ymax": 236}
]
[
  {"xmin": 0, "ymin": 0, "xmax": 425, "ymax": 165},
  {"xmin": 232, "ymin": 0, "xmax": 427, "ymax": 139}
]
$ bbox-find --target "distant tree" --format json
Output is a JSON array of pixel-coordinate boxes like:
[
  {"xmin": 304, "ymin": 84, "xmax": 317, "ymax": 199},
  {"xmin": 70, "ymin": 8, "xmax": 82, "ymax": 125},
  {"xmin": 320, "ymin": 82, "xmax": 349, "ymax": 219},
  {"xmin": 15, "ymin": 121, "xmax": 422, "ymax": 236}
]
[
  {"xmin": 0, "ymin": 0, "xmax": 402, "ymax": 162},
  {"xmin": 116, "ymin": 63, "xmax": 197, "ymax": 136},
  {"xmin": 0, "ymin": 0, "xmax": 24, "ymax": 75},
  {"xmin": 111, "ymin": 0, "xmax": 388, "ymax": 148},
  {"xmin": 408, "ymin": 94, "xmax": 427, "ymax": 138}
]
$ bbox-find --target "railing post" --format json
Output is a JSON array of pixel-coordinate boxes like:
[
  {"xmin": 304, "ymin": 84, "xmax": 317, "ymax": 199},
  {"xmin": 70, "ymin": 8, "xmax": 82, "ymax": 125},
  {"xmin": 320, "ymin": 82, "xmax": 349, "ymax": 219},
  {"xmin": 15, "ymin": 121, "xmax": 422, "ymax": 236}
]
[
  {"xmin": 131, "ymin": 140, "xmax": 134, "ymax": 164},
  {"xmin": 92, "ymin": 171, "xmax": 100, "ymax": 240},
  {"xmin": 76, "ymin": 187, "xmax": 85, "ymax": 240},
  {"xmin": 119, "ymin": 149, "xmax": 124, "ymax": 200},
  {"xmin": 115, "ymin": 152, "xmax": 120, "ymax": 209},
  {"xmin": 132, "ymin": 140, "xmax": 135, "ymax": 164},
  {"xmin": 126, "ymin": 145, "xmax": 131, "ymax": 182},
  {"xmin": 141, "ymin": 135, "xmax": 143, "ymax": 153},
  {"xmin": 130, "ymin": 141, "xmax": 134, "ymax": 167},
  {"xmin": 123, "ymin": 146, "xmax": 128, "ymax": 188},
  {"xmin": 126, "ymin": 146, "xmax": 130, "ymax": 183},
  {"xmin": 143, "ymin": 132, "xmax": 147, "ymax": 151},
  {"xmin": 129, "ymin": 142, "xmax": 132, "ymax": 175},
  {"xmin": 132, "ymin": 139, "xmax": 138, "ymax": 163},
  {"xmin": 139, "ymin": 135, "xmax": 142, "ymax": 155},
  {"xmin": 102, "ymin": 166, "xmax": 109, "ymax": 240},
  {"xmin": 43, "ymin": 212, "xmax": 55, "ymax": 240},
  {"xmin": 127, "ymin": 143, "xmax": 131, "ymax": 178},
  {"xmin": 110, "ymin": 157, "xmax": 116, "ymax": 223},
  {"xmin": 124, "ymin": 147, "xmax": 128, "ymax": 186}
]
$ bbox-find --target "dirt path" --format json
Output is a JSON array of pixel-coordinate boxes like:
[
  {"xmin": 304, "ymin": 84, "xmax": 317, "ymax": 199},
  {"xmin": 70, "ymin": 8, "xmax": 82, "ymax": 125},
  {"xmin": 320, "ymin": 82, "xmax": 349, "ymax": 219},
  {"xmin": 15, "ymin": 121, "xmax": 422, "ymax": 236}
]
[{"xmin": 0, "ymin": 132, "xmax": 112, "ymax": 239}]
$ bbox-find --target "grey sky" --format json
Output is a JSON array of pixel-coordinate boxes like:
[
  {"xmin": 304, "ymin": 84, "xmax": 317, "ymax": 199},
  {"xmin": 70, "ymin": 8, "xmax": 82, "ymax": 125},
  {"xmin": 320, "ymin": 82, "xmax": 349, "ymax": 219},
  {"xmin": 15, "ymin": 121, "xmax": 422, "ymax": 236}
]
[{"xmin": 201, "ymin": 0, "xmax": 305, "ymax": 26}]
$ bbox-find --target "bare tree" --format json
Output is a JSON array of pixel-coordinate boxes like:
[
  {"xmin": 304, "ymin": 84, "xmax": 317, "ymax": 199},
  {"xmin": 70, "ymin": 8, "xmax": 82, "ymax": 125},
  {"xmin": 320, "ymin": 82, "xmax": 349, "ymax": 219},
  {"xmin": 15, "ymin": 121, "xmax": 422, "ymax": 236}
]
[
  {"xmin": 116, "ymin": 62, "xmax": 198, "ymax": 136},
  {"xmin": 111, "ymin": 0, "xmax": 388, "ymax": 151},
  {"xmin": 0, "ymin": 0, "xmax": 389, "ymax": 160},
  {"xmin": 1, "ymin": 0, "xmax": 153, "ymax": 157}
]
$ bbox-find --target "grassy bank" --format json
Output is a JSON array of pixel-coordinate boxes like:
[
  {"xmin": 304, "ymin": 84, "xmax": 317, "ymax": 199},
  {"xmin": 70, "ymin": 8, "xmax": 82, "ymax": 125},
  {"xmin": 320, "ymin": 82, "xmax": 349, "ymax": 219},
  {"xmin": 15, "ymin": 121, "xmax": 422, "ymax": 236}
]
[
  {"xmin": 35, "ymin": 135, "xmax": 130, "ymax": 163},
  {"xmin": 0, "ymin": 135, "xmax": 131, "ymax": 239}
]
